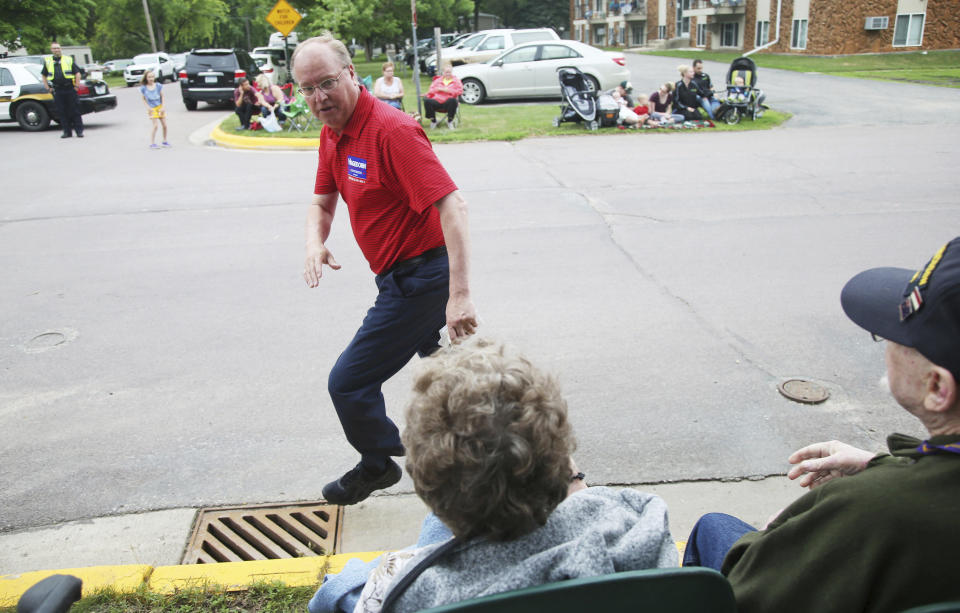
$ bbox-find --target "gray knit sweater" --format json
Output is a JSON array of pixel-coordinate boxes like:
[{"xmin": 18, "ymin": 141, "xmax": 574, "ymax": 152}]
[{"xmin": 384, "ymin": 486, "xmax": 677, "ymax": 612}]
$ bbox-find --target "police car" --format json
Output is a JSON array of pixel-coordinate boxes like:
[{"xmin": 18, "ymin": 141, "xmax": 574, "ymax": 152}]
[{"xmin": 0, "ymin": 61, "xmax": 118, "ymax": 131}]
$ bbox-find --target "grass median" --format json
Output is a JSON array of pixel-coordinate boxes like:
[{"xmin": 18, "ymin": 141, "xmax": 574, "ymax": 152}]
[
  {"xmin": 637, "ymin": 49, "xmax": 960, "ymax": 88},
  {"xmin": 0, "ymin": 581, "xmax": 315, "ymax": 613},
  {"xmin": 220, "ymin": 106, "xmax": 789, "ymax": 144},
  {"xmin": 219, "ymin": 57, "xmax": 789, "ymax": 145}
]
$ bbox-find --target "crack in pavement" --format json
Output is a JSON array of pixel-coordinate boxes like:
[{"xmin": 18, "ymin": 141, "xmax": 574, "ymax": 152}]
[
  {"xmin": 0, "ymin": 202, "xmax": 299, "ymax": 226},
  {"xmin": 510, "ymin": 141, "xmax": 777, "ymax": 379}
]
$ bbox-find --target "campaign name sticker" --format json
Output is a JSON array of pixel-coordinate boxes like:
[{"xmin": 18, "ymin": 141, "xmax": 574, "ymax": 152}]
[{"xmin": 347, "ymin": 156, "xmax": 368, "ymax": 181}]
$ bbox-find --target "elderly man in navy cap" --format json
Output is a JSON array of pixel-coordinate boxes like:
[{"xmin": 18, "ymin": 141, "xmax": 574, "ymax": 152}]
[{"xmin": 682, "ymin": 237, "xmax": 960, "ymax": 613}]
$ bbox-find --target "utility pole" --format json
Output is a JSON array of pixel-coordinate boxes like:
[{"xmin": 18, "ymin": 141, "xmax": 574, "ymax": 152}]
[
  {"xmin": 142, "ymin": 0, "xmax": 158, "ymax": 52},
  {"xmin": 411, "ymin": 0, "xmax": 422, "ymax": 118}
]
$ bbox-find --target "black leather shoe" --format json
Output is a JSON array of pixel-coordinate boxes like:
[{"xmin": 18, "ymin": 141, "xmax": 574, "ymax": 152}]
[
  {"xmin": 322, "ymin": 460, "xmax": 401, "ymax": 505},
  {"xmin": 76, "ymin": 133, "xmax": 84, "ymax": 138},
  {"xmin": 60, "ymin": 133, "xmax": 72, "ymax": 138}
]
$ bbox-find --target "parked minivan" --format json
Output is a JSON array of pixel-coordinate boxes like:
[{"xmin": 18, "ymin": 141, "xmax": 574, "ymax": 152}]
[{"xmin": 425, "ymin": 29, "xmax": 560, "ymax": 72}]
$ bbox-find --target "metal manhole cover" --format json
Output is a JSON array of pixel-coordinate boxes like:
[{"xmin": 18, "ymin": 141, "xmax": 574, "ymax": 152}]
[
  {"xmin": 182, "ymin": 501, "xmax": 342, "ymax": 564},
  {"xmin": 23, "ymin": 328, "xmax": 78, "ymax": 353},
  {"xmin": 778, "ymin": 379, "xmax": 830, "ymax": 404}
]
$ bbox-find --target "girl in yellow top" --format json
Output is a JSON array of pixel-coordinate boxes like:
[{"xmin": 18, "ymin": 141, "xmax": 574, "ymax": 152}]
[{"xmin": 139, "ymin": 70, "xmax": 170, "ymax": 148}]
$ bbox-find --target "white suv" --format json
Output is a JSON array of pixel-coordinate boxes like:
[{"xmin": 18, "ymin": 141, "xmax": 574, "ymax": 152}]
[
  {"xmin": 123, "ymin": 52, "xmax": 176, "ymax": 86},
  {"xmin": 426, "ymin": 29, "xmax": 560, "ymax": 72}
]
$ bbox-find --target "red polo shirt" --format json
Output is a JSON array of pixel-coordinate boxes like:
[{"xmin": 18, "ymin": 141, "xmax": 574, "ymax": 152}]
[{"xmin": 314, "ymin": 87, "xmax": 456, "ymax": 274}]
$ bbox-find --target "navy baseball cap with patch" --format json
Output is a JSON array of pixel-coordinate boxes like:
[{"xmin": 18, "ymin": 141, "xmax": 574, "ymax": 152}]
[{"xmin": 841, "ymin": 237, "xmax": 960, "ymax": 380}]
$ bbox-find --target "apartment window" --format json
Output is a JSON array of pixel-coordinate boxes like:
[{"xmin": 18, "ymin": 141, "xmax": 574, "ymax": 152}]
[
  {"xmin": 696, "ymin": 23, "xmax": 707, "ymax": 47},
  {"xmin": 631, "ymin": 23, "xmax": 646, "ymax": 46},
  {"xmin": 893, "ymin": 13, "xmax": 924, "ymax": 47},
  {"xmin": 755, "ymin": 20, "xmax": 769, "ymax": 46},
  {"xmin": 791, "ymin": 18, "xmax": 807, "ymax": 49},
  {"xmin": 595, "ymin": 25, "xmax": 606, "ymax": 45},
  {"xmin": 676, "ymin": 0, "xmax": 691, "ymax": 36},
  {"xmin": 721, "ymin": 22, "xmax": 739, "ymax": 47},
  {"xmin": 658, "ymin": 25, "xmax": 667, "ymax": 39}
]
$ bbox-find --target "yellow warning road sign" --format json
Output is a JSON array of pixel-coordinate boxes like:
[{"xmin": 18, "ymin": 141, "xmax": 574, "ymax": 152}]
[{"xmin": 266, "ymin": 0, "xmax": 302, "ymax": 37}]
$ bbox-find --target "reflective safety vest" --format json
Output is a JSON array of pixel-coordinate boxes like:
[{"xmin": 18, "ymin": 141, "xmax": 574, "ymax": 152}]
[{"xmin": 44, "ymin": 55, "xmax": 76, "ymax": 84}]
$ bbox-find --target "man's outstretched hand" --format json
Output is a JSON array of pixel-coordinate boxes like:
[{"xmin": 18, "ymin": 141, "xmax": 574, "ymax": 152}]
[
  {"xmin": 787, "ymin": 440, "xmax": 875, "ymax": 489},
  {"xmin": 304, "ymin": 243, "xmax": 341, "ymax": 287}
]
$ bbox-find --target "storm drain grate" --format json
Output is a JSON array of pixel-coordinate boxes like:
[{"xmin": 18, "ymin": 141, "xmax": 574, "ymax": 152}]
[{"xmin": 182, "ymin": 501, "xmax": 343, "ymax": 564}]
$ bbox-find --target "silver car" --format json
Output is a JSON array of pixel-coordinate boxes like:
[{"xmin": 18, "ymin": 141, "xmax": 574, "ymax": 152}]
[{"xmin": 453, "ymin": 40, "xmax": 630, "ymax": 105}]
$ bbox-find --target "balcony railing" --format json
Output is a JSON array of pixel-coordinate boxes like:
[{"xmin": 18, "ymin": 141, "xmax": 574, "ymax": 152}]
[
  {"xmin": 606, "ymin": 0, "xmax": 646, "ymax": 16},
  {"xmin": 692, "ymin": 0, "xmax": 743, "ymax": 8}
]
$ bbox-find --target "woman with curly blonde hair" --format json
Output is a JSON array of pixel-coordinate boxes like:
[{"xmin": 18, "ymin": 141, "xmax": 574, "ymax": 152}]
[
  {"xmin": 308, "ymin": 338, "xmax": 677, "ymax": 613},
  {"xmin": 403, "ymin": 337, "xmax": 576, "ymax": 541}
]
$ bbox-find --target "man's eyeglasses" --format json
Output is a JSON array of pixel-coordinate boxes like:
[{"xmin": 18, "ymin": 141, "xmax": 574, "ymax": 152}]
[{"xmin": 298, "ymin": 68, "xmax": 348, "ymax": 97}]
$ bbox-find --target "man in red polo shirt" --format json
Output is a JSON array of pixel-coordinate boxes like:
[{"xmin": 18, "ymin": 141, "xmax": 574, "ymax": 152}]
[{"xmin": 295, "ymin": 33, "xmax": 478, "ymax": 505}]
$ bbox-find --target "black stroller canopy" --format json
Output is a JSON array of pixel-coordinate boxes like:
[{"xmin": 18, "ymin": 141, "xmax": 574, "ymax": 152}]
[
  {"xmin": 556, "ymin": 66, "xmax": 596, "ymax": 123},
  {"xmin": 726, "ymin": 56, "xmax": 758, "ymax": 87}
]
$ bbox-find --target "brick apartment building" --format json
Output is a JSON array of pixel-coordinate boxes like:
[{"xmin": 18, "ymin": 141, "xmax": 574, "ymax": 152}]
[{"xmin": 569, "ymin": 0, "xmax": 959, "ymax": 54}]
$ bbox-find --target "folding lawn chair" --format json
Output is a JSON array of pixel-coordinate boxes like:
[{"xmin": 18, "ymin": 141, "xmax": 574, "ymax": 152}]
[{"xmin": 285, "ymin": 93, "xmax": 317, "ymax": 132}]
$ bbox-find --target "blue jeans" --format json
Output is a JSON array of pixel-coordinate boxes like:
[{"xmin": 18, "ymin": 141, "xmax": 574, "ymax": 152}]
[
  {"xmin": 328, "ymin": 255, "xmax": 448, "ymax": 463},
  {"xmin": 382, "ymin": 99, "xmax": 403, "ymax": 110},
  {"xmin": 698, "ymin": 96, "xmax": 722, "ymax": 120},
  {"xmin": 652, "ymin": 112, "xmax": 686, "ymax": 124},
  {"xmin": 682, "ymin": 512, "xmax": 756, "ymax": 570}
]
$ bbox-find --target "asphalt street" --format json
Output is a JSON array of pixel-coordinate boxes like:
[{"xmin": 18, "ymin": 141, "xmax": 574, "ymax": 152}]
[{"xmin": 2, "ymin": 55, "xmax": 960, "ymax": 534}]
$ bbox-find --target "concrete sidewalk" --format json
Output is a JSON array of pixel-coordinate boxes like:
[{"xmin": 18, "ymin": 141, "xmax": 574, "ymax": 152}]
[{"xmin": 0, "ymin": 477, "xmax": 800, "ymax": 605}]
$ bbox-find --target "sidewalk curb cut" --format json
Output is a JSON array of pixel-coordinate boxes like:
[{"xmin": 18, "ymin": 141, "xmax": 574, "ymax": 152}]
[
  {"xmin": 0, "ymin": 552, "xmax": 383, "ymax": 606},
  {"xmin": 210, "ymin": 124, "xmax": 318, "ymax": 150}
]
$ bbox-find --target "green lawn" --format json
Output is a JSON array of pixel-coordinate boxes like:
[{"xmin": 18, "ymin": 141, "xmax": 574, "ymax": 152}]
[
  {"xmin": 104, "ymin": 74, "xmax": 127, "ymax": 89},
  {"xmin": 221, "ymin": 104, "xmax": 789, "ymax": 143},
  {"xmin": 222, "ymin": 56, "xmax": 790, "ymax": 144},
  {"xmin": 0, "ymin": 581, "xmax": 315, "ymax": 613},
  {"xmin": 637, "ymin": 49, "xmax": 960, "ymax": 88}
]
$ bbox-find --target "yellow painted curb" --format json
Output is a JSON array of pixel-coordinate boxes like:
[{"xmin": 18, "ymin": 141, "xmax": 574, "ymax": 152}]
[
  {"xmin": 210, "ymin": 124, "xmax": 319, "ymax": 150},
  {"xmin": 0, "ymin": 565, "xmax": 151, "ymax": 606},
  {"xmin": 149, "ymin": 558, "xmax": 324, "ymax": 594},
  {"xmin": 148, "ymin": 552, "xmax": 384, "ymax": 594},
  {"xmin": 0, "ymin": 552, "xmax": 389, "ymax": 605},
  {"xmin": 325, "ymin": 551, "xmax": 385, "ymax": 575},
  {"xmin": 675, "ymin": 539, "xmax": 687, "ymax": 562}
]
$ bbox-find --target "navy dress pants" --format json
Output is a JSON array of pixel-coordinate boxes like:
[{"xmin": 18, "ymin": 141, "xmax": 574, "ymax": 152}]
[
  {"xmin": 328, "ymin": 255, "xmax": 448, "ymax": 462},
  {"xmin": 53, "ymin": 88, "xmax": 83, "ymax": 136}
]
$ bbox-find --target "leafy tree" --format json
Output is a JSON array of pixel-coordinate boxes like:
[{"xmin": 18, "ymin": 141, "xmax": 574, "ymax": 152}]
[
  {"xmin": 301, "ymin": 0, "xmax": 473, "ymax": 61},
  {"xmin": 510, "ymin": 0, "xmax": 569, "ymax": 32},
  {"xmin": 214, "ymin": 0, "xmax": 278, "ymax": 51},
  {"xmin": 0, "ymin": 0, "xmax": 96, "ymax": 52},
  {"xmin": 90, "ymin": 0, "xmax": 235, "ymax": 59},
  {"xmin": 303, "ymin": 0, "xmax": 406, "ymax": 60},
  {"xmin": 473, "ymin": 0, "xmax": 567, "ymax": 31}
]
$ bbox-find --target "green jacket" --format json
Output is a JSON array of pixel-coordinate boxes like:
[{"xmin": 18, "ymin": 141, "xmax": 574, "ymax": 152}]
[{"xmin": 723, "ymin": 433, "xmax": 960, "ymax": 613}]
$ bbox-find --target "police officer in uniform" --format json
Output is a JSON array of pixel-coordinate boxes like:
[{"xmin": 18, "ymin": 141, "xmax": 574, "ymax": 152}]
[{"xmin": 41, "ymin": 42, "xmax": 84, "ymax": 138}]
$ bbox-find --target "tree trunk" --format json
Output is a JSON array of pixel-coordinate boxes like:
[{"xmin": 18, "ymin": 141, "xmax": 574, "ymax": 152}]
[
  {"xmin": 364, "ymin": 39, "xmax": 373, "ymax": 62},
  {"xmin": 474, "ymin": 0, "xmax": 480, "ymax": 30}
]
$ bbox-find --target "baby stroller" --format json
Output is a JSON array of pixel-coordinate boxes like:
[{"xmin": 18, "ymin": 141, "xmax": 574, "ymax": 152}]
[
  {"xmin": 553, "ymin": 67, "xmax": 600, "ymax": 131},
  {"xmin": 721, "ymin": 56, "xmax": 767, "ymax": 124}
]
